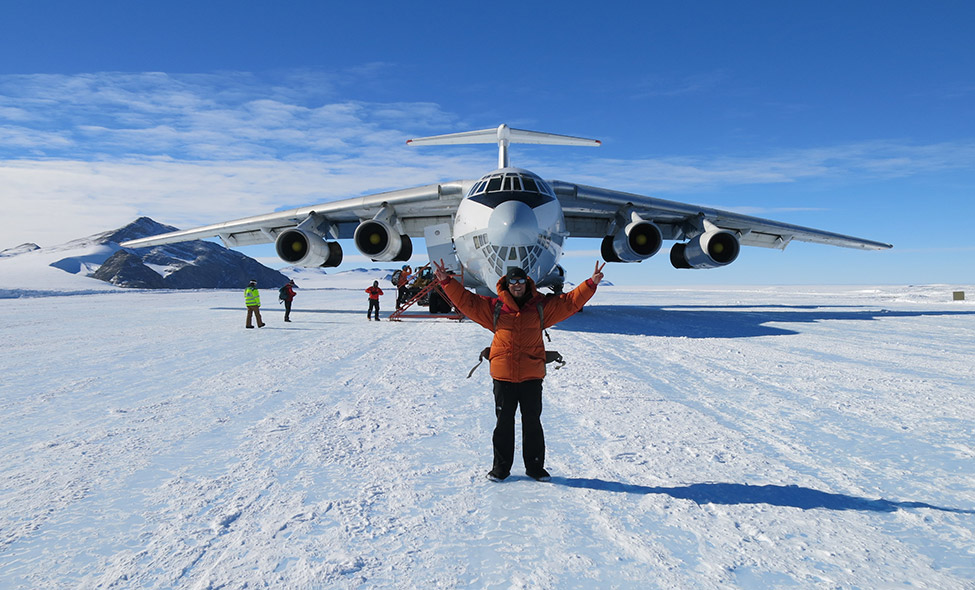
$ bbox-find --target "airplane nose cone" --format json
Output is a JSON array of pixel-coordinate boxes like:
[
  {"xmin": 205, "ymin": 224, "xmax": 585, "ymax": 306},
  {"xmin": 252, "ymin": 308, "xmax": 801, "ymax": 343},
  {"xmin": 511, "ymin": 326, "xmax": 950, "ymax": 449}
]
[{"xmin": 487, "ymin": 200, "xmax": 538, "ymax": 246}]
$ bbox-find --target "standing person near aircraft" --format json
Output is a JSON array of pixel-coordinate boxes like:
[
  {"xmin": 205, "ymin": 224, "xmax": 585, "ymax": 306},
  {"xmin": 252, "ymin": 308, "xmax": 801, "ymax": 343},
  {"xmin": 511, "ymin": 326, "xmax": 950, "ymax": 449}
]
[
  {"xmin": 434, "ymin": 260, "xmax": 606, "ymax": 482},
  {"xmin": 365, "ymin": 280, "xmax": 384, "ymax": 321},
  {"xmin": 396, "ymin": 265, "xmax": 413, "ymax": 309},
  {"xmin": 244, "ymin": 280, "xmax": 265, "ymax": 329},
  {"xmin": 279, "ymin": 278, "xmax": 297, "ymax": 322}
]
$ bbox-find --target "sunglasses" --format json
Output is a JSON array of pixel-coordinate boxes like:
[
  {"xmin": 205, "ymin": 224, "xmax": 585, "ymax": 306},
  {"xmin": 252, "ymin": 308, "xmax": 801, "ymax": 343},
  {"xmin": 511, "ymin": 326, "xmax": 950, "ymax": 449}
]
[{"xmin": 508, "ymin": 278, "xmax": 527, "ymax": 285}]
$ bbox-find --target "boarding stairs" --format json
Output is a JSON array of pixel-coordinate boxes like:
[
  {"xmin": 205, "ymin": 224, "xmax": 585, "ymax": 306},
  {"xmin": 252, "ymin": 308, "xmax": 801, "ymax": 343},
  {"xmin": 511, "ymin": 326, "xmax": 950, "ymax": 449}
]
[{"xmin": 388, "ymin": 280, "xmax": 464, "ymax": 322}]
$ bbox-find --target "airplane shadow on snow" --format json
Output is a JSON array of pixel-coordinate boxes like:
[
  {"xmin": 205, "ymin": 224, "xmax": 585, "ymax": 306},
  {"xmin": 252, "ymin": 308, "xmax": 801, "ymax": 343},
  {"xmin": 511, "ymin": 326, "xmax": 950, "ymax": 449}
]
[
  {"xmin": 553, "ymin": 305, "xmax": 975, "ymax": 339},
  {"xmin": 550, "ymin": 478, "xmax": 975, "ymax": 514}
]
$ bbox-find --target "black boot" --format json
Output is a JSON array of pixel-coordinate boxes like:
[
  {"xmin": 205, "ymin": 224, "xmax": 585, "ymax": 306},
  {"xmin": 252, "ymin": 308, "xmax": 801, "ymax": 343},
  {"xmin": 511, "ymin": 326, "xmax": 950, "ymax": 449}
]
[{"xmin": 486, "ymin": 468, "xmax": 510, "ymax": 482}]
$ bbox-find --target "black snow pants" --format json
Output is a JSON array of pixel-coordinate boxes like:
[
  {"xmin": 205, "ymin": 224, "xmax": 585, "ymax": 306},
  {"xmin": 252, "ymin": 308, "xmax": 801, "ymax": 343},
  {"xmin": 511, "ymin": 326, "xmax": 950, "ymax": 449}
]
[
  {"xmin": 367, "ymin": 299, "xmax": 380, "ymax": 320},
  {"xmin": 492, "ymin": 378, "xmax": 544, "ymax": 476}
]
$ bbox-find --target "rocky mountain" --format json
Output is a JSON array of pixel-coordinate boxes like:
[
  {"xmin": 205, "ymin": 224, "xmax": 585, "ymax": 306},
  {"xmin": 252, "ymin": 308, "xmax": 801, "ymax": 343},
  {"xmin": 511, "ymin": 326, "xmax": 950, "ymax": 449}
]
[
  {"xmin": 0, "ymin": 217, "xmax": 287, "ymax": 291},
  {"xmin": 91, "ymin": 217, "xmax": 289, "ymax": 289}
]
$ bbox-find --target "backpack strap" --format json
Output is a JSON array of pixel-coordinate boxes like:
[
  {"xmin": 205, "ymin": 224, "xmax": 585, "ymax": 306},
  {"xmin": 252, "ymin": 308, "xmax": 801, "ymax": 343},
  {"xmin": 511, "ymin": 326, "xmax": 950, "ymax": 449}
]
[{"xmin": 467, "ymin": 347, "xmax": 492, "ymax": 379}]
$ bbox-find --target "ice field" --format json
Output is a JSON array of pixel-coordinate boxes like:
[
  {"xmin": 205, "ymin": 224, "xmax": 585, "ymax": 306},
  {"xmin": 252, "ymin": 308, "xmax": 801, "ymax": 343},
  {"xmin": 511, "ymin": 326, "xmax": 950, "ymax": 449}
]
[{"xmin": 1, "ymin": 282, "xmax": 974, "ymax": 589}]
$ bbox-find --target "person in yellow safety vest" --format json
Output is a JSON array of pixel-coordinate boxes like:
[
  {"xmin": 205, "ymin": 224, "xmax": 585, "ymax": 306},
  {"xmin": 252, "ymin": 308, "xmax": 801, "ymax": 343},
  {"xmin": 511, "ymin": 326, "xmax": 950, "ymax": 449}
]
[{"xmin": 245, "ymin": 280, "xmax": 266, "ymax": 329}]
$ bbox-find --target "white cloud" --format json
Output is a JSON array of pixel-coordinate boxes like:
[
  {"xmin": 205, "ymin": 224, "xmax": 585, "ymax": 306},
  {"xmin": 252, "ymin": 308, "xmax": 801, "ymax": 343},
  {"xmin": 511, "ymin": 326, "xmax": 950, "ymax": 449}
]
[
  {"xmin": 0, "ymin": 71, "xmax": 446, "ymax": 161},
  {"xmin": 0, "ymin": 125, "xmax": 74, "ymax": 152},
  {"xmin": 631, "ymin": 71, "xmax": 731, "ymax": 99},
  {"xmin": 0, "ymin": 106, "xmax": 33, "ymax": 122},
  {"xmin": 0, "ymin": 153, "xmax": 489, "ymax": 248},
  {"xmin": 556, "ymin": 141, "xmax": 975, "ymax": 194},
  {"xmin": 1, "ymin": 70, "xmax": 973, "ymax": 251}
]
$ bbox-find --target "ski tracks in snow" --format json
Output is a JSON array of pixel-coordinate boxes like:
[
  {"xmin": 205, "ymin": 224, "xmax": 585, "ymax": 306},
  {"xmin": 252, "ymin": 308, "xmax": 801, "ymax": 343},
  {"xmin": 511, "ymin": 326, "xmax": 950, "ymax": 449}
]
[{"xmin": 540, "ymin": 294, "xmax": 975, "ymax": 588}]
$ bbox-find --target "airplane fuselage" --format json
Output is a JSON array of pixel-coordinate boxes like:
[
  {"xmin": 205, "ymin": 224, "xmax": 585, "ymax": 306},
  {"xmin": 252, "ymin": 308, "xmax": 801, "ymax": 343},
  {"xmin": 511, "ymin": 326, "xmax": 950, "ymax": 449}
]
[{"xmin": 451, "ymin": 167, "xmax": 566, "ymax": 294}]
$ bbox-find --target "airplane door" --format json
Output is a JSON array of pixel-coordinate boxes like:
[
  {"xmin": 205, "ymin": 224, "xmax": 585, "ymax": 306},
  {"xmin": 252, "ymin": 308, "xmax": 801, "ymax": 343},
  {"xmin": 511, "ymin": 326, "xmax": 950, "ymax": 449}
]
[{"xmin": 424, "ymin": 223, "xmax": 461, "ymax": 273}]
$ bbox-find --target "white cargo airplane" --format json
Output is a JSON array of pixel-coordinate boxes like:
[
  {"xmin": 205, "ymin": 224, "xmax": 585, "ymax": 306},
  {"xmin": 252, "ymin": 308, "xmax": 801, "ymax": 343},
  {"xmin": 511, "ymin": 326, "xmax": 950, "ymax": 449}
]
[{"xmin": 121, "ymin": 124, "xmax": 891, "ymax": 296}]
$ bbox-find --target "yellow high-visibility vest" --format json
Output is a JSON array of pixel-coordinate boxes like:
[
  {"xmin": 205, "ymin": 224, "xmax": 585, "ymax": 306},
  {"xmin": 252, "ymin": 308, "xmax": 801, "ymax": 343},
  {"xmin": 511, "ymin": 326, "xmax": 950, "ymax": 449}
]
[{"xmin": 244, "ymin": 286, "xmax": 261, "ymax": 307}]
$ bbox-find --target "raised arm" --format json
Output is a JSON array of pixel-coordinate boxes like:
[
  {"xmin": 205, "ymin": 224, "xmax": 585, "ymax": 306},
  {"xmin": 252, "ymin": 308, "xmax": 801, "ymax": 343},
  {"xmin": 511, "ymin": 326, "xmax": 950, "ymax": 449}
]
[{"xmin": 434, "ymin": 259, "xmax": 496, "ymax": 330}]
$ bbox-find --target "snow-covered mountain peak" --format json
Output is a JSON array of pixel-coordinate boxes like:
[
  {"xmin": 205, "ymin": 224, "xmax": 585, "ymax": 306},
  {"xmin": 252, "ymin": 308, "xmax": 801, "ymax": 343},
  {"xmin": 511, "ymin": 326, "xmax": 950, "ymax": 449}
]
[{"xmin": 0, "ymin": 217, "xmax": 287, "ymax": 295}]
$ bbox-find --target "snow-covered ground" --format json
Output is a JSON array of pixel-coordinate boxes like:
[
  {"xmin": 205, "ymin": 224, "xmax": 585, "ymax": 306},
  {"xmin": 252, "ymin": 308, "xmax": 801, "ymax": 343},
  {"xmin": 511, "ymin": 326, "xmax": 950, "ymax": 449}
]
[
  {"xmin": 0, "ymin": 239, "xmax": 124, "ymax": 297},
  {"xmin": 1, "ymin": 280, "xmax": 974, "ymax": 589}
]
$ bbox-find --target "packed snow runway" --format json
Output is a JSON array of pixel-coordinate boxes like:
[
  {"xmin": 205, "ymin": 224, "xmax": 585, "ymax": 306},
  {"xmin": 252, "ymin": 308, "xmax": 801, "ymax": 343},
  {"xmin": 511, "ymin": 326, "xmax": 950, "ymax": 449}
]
[{"xmin": 1, "ymin": 284, "xmax": 973, "ymax": 589}]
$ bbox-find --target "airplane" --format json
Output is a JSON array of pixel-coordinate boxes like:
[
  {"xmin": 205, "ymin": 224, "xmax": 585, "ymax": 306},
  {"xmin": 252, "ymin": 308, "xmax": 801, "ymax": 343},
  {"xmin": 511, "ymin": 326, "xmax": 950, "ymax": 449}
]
[{"xmin": 120, "ymin": 124, "xmax": 892, "ymax": 298}]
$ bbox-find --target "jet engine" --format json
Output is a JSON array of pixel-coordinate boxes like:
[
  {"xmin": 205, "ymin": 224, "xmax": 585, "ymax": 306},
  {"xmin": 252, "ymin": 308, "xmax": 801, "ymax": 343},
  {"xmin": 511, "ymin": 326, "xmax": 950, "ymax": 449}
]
[
  {"xmin": 535, "ymin": 264, "xmax": 566, "ymax": 292},
  {"xmin": 601, "ymin": 219, "xmax": 663, "ymax": 263},
  {"xmin": 670, "ymin": 227, "xmax": 740, "ymax": 269},
  {"xmin": 275, "ymin": 228, "xmax": 343, "ymax": 267},
  {"xmin": 353, "ymin": 220, "xmax": 413, "ymax": 262}
]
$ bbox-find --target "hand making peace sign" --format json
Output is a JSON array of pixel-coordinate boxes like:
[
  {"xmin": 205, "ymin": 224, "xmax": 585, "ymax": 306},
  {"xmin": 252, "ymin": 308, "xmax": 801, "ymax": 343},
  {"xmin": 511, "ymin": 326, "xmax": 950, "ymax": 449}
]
[
  {"xmin": 433, "ymin": 259, "xmax": 453, "ymax": 283},
  {"xmin": 591, "ymin": 261, "xmax": 606, "ymax": 285}
]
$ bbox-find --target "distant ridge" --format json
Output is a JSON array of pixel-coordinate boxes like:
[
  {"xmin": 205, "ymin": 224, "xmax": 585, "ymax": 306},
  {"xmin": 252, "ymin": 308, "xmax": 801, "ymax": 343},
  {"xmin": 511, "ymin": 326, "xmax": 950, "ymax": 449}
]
[
  {"xmin": 0, "ymin": 243, "xmax": 41, "ymax": 258},
  {"xmin": 1, "ymin": 217, "xmax": 287, "ymax": 290},
  {"xmin": 95, "ymin": 217, "xmax": 289, "ymax": 289}
]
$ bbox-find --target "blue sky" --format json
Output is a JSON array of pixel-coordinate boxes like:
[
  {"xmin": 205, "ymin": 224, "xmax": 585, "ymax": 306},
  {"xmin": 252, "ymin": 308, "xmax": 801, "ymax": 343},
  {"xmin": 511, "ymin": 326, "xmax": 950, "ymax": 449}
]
[{"xmin": 1, "ymin": 1, "xmax": 973, "ymax": 286}]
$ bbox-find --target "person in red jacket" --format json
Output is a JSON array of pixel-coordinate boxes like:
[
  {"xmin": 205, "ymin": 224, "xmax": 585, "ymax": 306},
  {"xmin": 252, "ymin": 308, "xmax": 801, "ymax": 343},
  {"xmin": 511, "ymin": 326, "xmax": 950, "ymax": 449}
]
[
  {"xmin": 365, "ymin": 280, "xmax": 384, "ymax": 321},
  {"xmin": 434, "ymin": 260, "xmax": 605, "ymax": 482}
]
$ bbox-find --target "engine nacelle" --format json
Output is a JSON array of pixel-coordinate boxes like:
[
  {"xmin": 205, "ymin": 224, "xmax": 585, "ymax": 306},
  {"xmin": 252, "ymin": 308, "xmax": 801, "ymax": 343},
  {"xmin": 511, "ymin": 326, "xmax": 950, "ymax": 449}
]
[
  {"xmin": 353, "ymin": 220, "xmax": 413, "ymax": 262},
  {"xmin": 536, "ymin": 264, "xmax": 566, "ymax": 293},
  {"xmin": 670, "ymin": 229, "xmax": 740, "ymax": 269},
  {"xmin": 601, "ymin": 220, "xmax": 663, "ymax": 263},
  {"xmin": 275, "ymin": 229, "xmax": 343, "ymax": 267}
]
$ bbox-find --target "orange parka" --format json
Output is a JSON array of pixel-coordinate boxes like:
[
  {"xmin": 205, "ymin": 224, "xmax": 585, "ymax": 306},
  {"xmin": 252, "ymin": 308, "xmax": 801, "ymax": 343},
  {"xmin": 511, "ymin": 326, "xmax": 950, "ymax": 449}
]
[{"xmin": 441, "ymin": 275, "xmax": 597, "ymax": 383}]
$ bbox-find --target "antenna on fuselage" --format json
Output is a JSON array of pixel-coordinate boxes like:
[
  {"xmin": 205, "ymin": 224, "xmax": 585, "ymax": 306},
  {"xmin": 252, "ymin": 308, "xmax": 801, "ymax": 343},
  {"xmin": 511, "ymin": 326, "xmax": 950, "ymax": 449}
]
[{"xmin": 407, "ymin": 124, "xmax": 601, "ymax": 168}]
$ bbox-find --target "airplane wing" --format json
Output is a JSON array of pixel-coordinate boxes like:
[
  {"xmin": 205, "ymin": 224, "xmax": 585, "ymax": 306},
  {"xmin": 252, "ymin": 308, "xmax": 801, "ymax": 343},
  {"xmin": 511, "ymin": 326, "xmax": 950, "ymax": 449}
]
[
  {"xmin": 551, "ymin": 181, "xmax": 892, "ymax": 250},
  {"xmin": 120, "ymin": 181, "xmax": 469, "ymax": 249}
]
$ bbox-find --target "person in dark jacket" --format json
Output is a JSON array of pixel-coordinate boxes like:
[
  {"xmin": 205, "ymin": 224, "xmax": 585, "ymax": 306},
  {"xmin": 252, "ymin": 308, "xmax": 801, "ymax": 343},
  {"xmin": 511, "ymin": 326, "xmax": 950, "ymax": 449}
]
[
  {"xmin": 365, "ymin": 280, "xmax": 384, "ymax": 321},
  {"xmin": 281, "ymin": 279, "xmax": 297, "ymax": 322},
  {"xmin": 434, "ymin": 261, "xmax": 605, "ymax": 482}
]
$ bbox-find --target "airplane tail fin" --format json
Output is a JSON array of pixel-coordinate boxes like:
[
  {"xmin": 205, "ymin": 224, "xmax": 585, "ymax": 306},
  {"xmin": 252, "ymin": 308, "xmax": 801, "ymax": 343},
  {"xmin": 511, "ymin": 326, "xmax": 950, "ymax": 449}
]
[{"xmin": 407, "ymin": 124, "xmax": 600, "ymax": 168}]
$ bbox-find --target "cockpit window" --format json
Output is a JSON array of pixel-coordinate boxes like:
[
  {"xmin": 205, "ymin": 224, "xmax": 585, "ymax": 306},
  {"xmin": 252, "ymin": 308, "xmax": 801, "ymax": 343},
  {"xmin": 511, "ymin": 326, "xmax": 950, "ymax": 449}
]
[
  {"xmin": 536, "ymin": 178, "xmax": 555, "ymax": 196},
  {"xmin": 466, "ymin": 172, "xmax": 555, "ymax": 198}
]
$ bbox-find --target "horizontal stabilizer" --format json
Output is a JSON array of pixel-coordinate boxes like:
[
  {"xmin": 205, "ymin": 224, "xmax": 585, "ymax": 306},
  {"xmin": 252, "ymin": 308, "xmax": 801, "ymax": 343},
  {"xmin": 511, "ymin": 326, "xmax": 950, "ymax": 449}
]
[
  {"xmin": 408, "ymin": 124, "xmax": 600, "ymax": 147},
  {"xmin": 408, "ymin": 124, "xmax": 599, "ymax": 168}
]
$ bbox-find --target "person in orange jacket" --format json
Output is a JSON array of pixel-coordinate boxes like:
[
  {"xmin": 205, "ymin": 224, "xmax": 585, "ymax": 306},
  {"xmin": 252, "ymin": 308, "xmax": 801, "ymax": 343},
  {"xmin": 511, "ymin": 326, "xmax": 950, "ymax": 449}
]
[
  {"xmin": 396, "ymin": 265, "xmax": 412, "ymax": 309},
  {"xmin": 434, "ymin": 260, "xmax": 605, "ymax": 482},
  {"xmin": 365, "ymin": 280, "xmax": 384, "ymax": 321}
]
